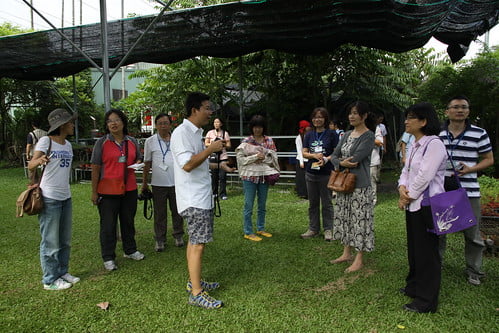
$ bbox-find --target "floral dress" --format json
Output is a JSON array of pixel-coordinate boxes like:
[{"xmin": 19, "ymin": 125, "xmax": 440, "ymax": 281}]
[{"xmin": 333, "ymin": 135, "xmax": 375, "ymax": 252}]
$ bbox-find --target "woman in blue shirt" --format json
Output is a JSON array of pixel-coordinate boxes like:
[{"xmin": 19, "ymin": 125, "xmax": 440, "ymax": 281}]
[{"xmin": 300, "ymin": 107, "xmax": 339, "ymax": 241}]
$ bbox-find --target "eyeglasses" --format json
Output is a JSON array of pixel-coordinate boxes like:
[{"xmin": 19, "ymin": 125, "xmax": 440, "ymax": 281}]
[
  {"xmin": 106, "ymin": 119, "xmax": 122, "ymax": 124},
  {"xmin": 448, "ymin": 105, "xmax": 469, "ymax": 110}
]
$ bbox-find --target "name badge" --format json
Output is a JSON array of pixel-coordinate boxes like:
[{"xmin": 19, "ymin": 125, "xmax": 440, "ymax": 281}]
[
  {"xmin": 312, "ymin": 146, "xmax": 323, "ymax": 153},
  {"xmin": 118, "ymin": 156, "xmax": 126, "ymax": 163}
]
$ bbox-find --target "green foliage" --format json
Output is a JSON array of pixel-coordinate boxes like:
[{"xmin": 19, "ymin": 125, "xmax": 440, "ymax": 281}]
[
  {"xmin": 1, "ymin": 168, "xmax": 498, "ymax": 331},
  {"xmin": 0, "ymin": 23, "xmax": 98, "ymax": 161},
  {"xmin": 418, "ymin": 47, "xmax": 499, "ymax": 162},
  {"xmin": 119, "ymin": 46, "xmax": 439, "ymax": 138},
  {"xmin": 478, "ymin": 175, "xmax": 499, "ymax": 199}
]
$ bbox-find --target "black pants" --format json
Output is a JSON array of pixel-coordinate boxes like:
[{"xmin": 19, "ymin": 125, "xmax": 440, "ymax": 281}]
[
  {"xmin": 295, "ymin": 164, "xmax": 308, "ymax": 198},
  {"xmin": 211, "ymin": 167, "xmax": 227, "ymax": 197},
  {"xmin": 405, "ymin": 206, "xmax": 441, "ymax": 311},
  {"xmin": 98, "ymin": 190, "xmax": 138, "ymax": 261}
]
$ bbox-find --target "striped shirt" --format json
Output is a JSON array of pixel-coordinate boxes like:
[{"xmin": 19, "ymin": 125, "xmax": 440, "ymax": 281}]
[
  {"xmin": 240, "ymin": 135, "xmax": 277, "ymax": 184},
  {"xmin": 439, "ymin": 120, "xmax": 492, "ymax": 198}
]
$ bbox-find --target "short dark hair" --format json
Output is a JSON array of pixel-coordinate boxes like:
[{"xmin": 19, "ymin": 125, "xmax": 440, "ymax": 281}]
[
  {"xmin": 310, "ymin": 107, "xmax": 330, "ymax": 128},
  {"xmin": 405, "ymin": 102, "xmax": 441, "ymax": 136},
  {"xmin": 32, "ymin": 120, "xmax": 41, "ymax": 128},
  {"xmin": 345, "ymin": 101, "xmax": 377, "ymax": 132},
  {"xmin": 49, "ymin": 127, "xmax": 61, "ymax": 135},
  {"xmin": 248, "ymin": 115, "xmax": 266, "ymax": 135},
  {"xmin": 185, "ymin": 92, "xmax": 210, "ymax": 117},
  {"xmin": 446, "ymin": 95, "xmax": 470, "ymax": 108},
  {"xmin": 155, "ymin": 113, "xmax": 171, "ymax": 124},
  {"xmin": 104, "ymin": 109, "xmax": 129, "ymax": 135}
]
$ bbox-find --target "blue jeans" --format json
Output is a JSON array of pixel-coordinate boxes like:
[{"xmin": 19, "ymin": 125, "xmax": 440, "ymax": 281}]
[
  {"xmin": 38, "ymin": 197, "xmax": 73, "ymax": 285},
  {"xmin": 243, "ymin": 180, "xmax": 269, "ymax": 235}
]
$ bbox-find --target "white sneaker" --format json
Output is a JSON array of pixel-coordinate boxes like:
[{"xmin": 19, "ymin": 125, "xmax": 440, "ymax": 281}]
[
  {"xmin": 324, "ymin": 230, "xmax": 333, "ymax": 242},
  {"xmin": 44, "ymin": 278, "xmax": 72, "ymax": 291},
  {"xmin": 123, "ymin": 251, "xmax": 145, "ymax": 261},
  {"xmin": 300, "ymin": 229, "xmax": 318, "ymax": 239},
  {"xmin": 103, "ymin": 260, "xmax": 118, "ymax": 271},
  {"xmin": 61, "ymin": 273, "xmax": 80, "ymax": 284}
]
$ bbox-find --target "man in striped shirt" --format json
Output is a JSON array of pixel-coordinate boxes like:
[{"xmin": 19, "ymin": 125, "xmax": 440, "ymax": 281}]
[{"xmin": 439, "ymin": 95, "xmax": 494, "ymax": 286}]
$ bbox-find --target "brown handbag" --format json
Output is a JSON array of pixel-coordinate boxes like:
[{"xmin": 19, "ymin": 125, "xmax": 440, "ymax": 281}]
[
  {"xmin": 16, "ymin": 184, "xmax": 44, "ymax": 217},
  {"xmin": 16, "ymin": 140, "xmax": 51, "ymax": 217},
  {"xmin": 327, "ymin": 169, "xmax": 356, "ymax": 193}
]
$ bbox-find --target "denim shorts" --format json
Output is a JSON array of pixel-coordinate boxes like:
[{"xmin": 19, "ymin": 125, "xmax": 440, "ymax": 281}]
[{"xmin": 180, "ymin": 207, "xmax": 214, "ymax": 244}]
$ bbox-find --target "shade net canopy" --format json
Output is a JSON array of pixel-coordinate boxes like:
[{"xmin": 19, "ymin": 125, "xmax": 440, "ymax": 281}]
[{"xmin": 0, "ymin": 0, "xmax": 497, "ymax": 80}]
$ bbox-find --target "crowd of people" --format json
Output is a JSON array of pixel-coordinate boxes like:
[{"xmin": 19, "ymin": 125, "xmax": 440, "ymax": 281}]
[{"xmin": 28, "ymin": 94, "xmax": 493, "ymax": 312}]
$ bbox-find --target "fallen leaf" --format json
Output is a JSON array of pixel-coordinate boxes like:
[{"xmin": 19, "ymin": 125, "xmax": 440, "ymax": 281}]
[
  {"xmin": 96, "ymin": 302, "xmax": 110, "ymax": 310},
  {"xmin": 397, "ymin": 324, "xmax": 406, "ymax": 329}
]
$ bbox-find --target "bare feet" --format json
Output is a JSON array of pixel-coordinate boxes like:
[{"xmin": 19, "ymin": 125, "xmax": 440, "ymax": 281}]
[
  {"xmin": 344, "ymin": 262, "xmax": 363, "ymax": 273},
  {"xmin": 330, "ymin": 256, "xmax": 353, "ymax": 264}
]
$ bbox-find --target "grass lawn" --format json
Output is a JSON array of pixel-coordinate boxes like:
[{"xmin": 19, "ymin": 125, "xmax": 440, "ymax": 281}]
[{"xmin": 1, "ymin": 167, "xmax": 498, "ymax": 332}]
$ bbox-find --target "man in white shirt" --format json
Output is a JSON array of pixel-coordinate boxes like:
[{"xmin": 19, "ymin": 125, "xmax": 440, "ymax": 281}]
[
  {"xmin": 142, "ymin": 113, "xmax": 184, "ymax": 252},
  {"xmin": 171, "ymin": 92, "xmax": 224, "ymax": 309}
]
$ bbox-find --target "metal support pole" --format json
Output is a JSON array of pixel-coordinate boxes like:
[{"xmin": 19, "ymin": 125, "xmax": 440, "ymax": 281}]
[
  {"xmin": 21, "ymin": 0, "xmax": 103, "ymax": 73},
  {"xmin": 47, "ymin": 82, "xmax": 75, "ymax": 113},
  {"xmin": 100, "ymin": 0, "xmax": 111, "ymax": 112},
  {"xmin": 238, "ymin": 56, "xmax": 243, "ymax": 136},
  {"xmin": 121, "ymin": 0, "xmax": 126, "ymax": 101},
  {"xmin": 109, "ymin": 3, "xmax": 171, "ymax": 80},
  {"xmin": 73, "ymin": 75, "xmax": 79, "ymax": 142}
]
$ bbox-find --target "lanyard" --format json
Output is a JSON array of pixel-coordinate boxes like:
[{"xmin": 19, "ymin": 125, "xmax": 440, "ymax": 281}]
[
  {"xmin": 407, "ymin": 143, "xmax": 421, "ymax": 172},
  {"xmin": 157, "ymin": 134, "xmax": 170, "ymax": 164},
  {"xmin": 116, "ymin": 140, "xmax": 126, "ymax": 156},
  {"xmin": 446, "ymin": 130, "xmax": 464, "ymax": 160},
  {"xmin": 315, "ymin": 130, "xmax": 326, "ymax": 143}
]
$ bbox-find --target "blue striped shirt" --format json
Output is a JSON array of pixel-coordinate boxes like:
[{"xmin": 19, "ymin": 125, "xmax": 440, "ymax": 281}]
[{"xmin": 439, "ymin": 120, "xmax": 492, "ymax": 198}]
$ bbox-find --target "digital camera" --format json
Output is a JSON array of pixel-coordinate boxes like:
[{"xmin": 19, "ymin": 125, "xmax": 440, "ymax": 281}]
[{"xmin": 138, "ymin": 189, "xmax": 153, "ymax": 201}]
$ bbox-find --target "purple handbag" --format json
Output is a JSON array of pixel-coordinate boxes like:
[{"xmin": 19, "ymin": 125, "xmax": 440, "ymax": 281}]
[
  {"xmin": 422, "ymin": 184, "xmax": 477, "ymax": 235},
  {"xmin": 421, "ymin": 144, "xmax": 477, "ymax": 235}
]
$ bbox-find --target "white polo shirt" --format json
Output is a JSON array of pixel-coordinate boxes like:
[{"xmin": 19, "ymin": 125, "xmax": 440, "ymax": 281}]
[
  {"xmin": 171, "ymin": 118, "xmax": 213, "ymax": 214},
  {"xmin": 144, "ymin": 133, "xmax": 175, "ymax": 187}
]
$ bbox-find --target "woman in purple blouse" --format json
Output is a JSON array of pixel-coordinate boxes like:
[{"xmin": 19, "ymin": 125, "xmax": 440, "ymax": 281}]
[{"xmin": 397, "ymin": 102, "xmax": 447, "ymax": 313}]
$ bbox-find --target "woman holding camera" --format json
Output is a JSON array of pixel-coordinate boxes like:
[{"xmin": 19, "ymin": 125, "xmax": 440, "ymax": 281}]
[
  {"xmin": 236, "ymin": 115, "xmax": 279, "ymax": 242},
  {"xmin": 205, "ymin": 118, "xmax": 233, "ymax": 200},
  {"xmin": 91, "ymin": 109, "xmax": 144, "ymax": 271}
]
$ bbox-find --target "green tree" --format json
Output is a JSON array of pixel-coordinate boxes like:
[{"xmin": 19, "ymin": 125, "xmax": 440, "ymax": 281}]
[
  {"xmin": 418, "ymin": 47, "xmax": 499, "ymax": 175},
  {"xmin": 0, "ymin": 23, "xmax": 98, "ymax": 162},
  {"xmin": 418, "ymin": 48, "xmax": 499, "ymax": 146}
]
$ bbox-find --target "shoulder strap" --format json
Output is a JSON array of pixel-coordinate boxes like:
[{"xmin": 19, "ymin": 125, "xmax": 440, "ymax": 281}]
[
  {"xmin": 33, "ymin": 139, "xmax": 51, "ymax": 185},
  {"xmin": 124, "ymin": 138, "xmax": 128, "ymax": 186},
  {"xmin": 421, "ymin": 137, "xmax": 461, "ymax": 204}
]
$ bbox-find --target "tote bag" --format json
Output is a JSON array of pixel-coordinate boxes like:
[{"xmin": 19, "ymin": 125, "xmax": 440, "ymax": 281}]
[{"xmin": 421, "ymin": 143, "xmax": 476, "ymax": 235}]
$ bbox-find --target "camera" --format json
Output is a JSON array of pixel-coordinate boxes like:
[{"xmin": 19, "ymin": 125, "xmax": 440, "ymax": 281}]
[{"xmin": 138, "ymin": 189, "xmax": 153, "ymax": 201}]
